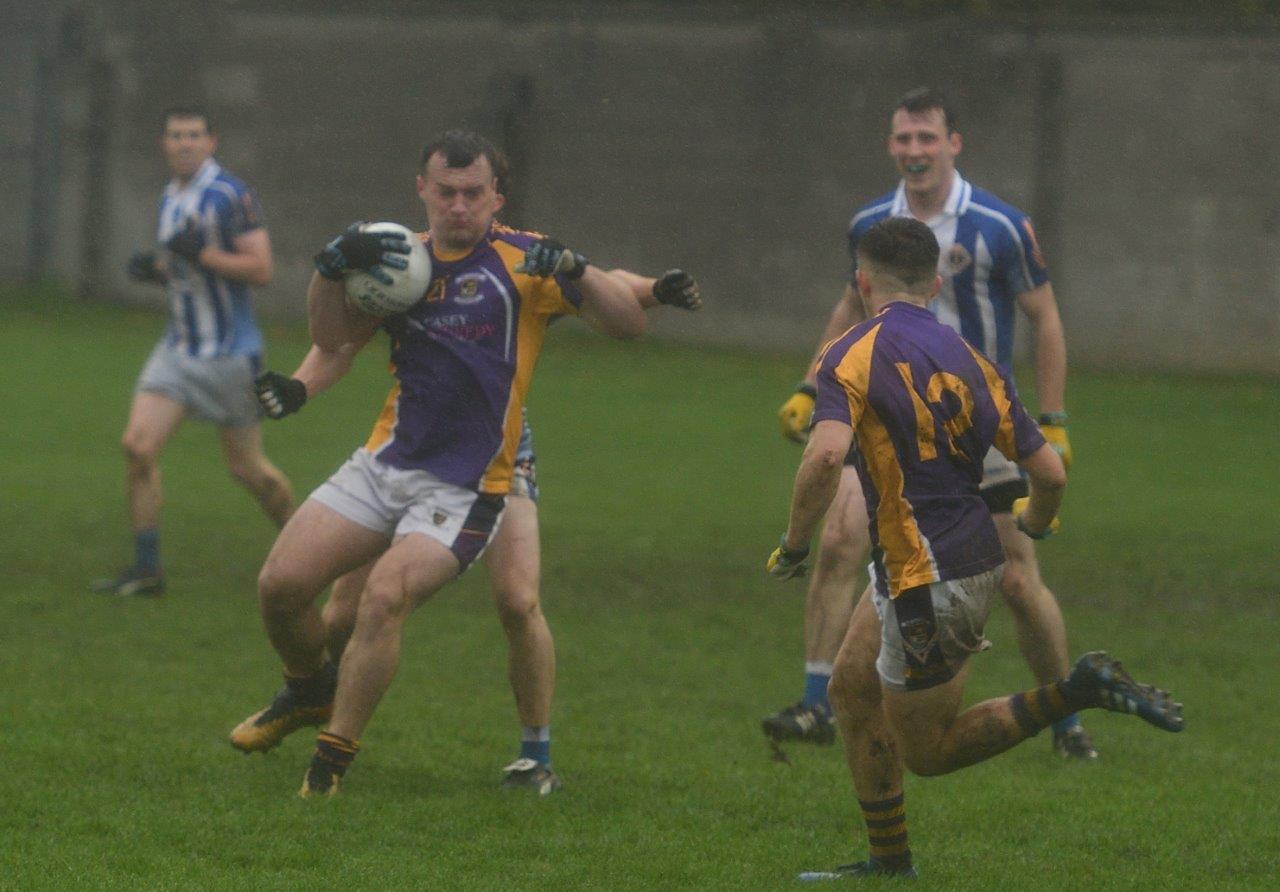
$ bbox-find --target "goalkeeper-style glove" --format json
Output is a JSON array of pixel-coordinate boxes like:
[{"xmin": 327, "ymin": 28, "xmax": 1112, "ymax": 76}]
[
  {"xmin": 165, "ymin": 221, "xmax": 206, "ymax": 265},
  {"xmin": 516, "ymin": 237, "xmax": 588, "ymax": 280},
  {"xmin": 1038, "ymin": 412, "xmax": 1073, "ymax": 470},
  {"xmin": 778, "ymin": 383, "xmax": 817, "ymax": 443},
  {"xmin": 767, "ymin": 535, "xmax": 810, "ymax": 580},
  {"xmin": 314, "ymin": 223, "xmax": 411, "ymax": 284},
  {"xmin": 653, "ymin": 269, "xmax": 701, "ymax": 310},
  {"xmin": 255, "ymin": 372, "xmax": 307, "ymax": 420},
  {"xmin": 126, "ymin": 251, "xmax": 166, "ymax": 285},
  {"xmin": 1012, "ymin": 496, "xmax": 1060, "ymax": 540}
]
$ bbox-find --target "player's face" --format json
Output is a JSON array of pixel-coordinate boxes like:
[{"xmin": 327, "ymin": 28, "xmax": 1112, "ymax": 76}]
[
  {"xmin": 888, "ymin": 109, "xmax": 961, "ymax": 197},
  {"xmin": 417, "ymin": 154, "xmax": 506, "ymax": 251},
  {"xmin": 161, "ymin": 116, "xmax": 216, "ymax": 181}
]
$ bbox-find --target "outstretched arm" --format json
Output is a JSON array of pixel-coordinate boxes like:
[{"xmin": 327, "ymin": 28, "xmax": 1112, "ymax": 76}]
[
  {"xmin": 607, "ymin": 268, "xmax": 702, "ymax": 311},
  {"xmin": 778, "ymin": 282, "xmax": 866, "ymax": 443}
]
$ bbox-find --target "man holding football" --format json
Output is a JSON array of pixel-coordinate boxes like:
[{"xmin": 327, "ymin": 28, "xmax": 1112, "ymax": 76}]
[
  {"xmin": 764, "ymin": 87, "xmax": 1094, "ymax": 761},
  {"xmin": 92, "ymin": 106, "xmax": 294, "ymax": 597},
  {"xmin": 229, "ymin": 129, "xmax": 669, "ymax": 797}
]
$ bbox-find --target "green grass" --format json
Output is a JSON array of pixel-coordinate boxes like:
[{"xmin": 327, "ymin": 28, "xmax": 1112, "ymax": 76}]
[{"xmin": 1, "ymin": 287, "xmax": 1277, "ymax": 889}]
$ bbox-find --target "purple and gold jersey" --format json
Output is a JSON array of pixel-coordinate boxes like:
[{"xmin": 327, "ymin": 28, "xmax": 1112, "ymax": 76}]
[
  {"xmin": 364, "ymin": 223, "xmax": 581, "ymax": 494},
  {"xmin": 813, "ymin": 301, "xmax": 1046, "ymax": 597}
]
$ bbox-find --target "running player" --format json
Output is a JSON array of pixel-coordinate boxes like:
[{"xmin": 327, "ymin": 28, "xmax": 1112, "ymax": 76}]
[
  {"xmin": 768, "ymin": 217, "xmax": 1182, "ymax": 879},
  {"xmin": 92, "ymin": 107, "xmax": 293, "ymax": 596},
  {"xmin": 766, "ymin": 87, "xmax": 1093, "ymax": 760},
  {"xmin": 242, "ymin": 267, "xmax": 700, "ymax": 795},
  {"xmin": 231, "ymin": 129, "xmax": 653, "ymax": 796}
]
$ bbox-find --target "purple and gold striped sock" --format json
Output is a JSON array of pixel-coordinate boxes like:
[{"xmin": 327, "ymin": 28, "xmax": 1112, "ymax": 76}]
[
  {"xmin": 860, "ymin": 794, "xmax": 911, "ymax": 869},
  {"xmin": 1010, "ymin": 682, "xmax": 1086, "ymax": 736},
  {"xmin": 313, "ymin": 731, "xmax": 359, "ymax": 777}
]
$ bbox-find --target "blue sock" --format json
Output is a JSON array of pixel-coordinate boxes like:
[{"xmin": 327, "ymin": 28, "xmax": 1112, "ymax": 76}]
[
  {"xmin": 1052, "ymin": 713, "xmax": 1081, "ymax": 735},
  {"xmin": 134, "ymin": 528, "xmax": 160, "ymax": 572},
  {"xmin": 803, "ymin": 661, "xmax": 833, "ymax": 713},
  {"xmin": 520, "ymin": 726, "xmax": 551, "ymax": 766}
]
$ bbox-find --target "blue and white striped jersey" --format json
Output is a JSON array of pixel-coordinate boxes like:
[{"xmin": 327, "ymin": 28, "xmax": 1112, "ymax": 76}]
[
  {"xmin": 157, "ymin": 158, "xmax": 265, "ymax": 359},
  {"xmin": 847, "ymin": 172, "xmax": 1049, "ymax": 370}
]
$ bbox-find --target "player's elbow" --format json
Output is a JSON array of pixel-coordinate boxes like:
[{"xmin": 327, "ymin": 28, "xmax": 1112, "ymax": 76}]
[
  {"xmin": 1021, "ymin": 443, "xmax": 1067, "ymax": 491},
  {"xmin": 604, "ymin": 310, "xmax": 647, "ymax": 341},
  {"xmin": 249, "ymin": 258, "xmax": 274, "ymax": 287}
]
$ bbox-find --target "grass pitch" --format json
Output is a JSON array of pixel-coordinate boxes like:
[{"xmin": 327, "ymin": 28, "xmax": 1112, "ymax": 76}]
[{"xmin": 1, "ymin": 289, "xmax": 1276, "ymax": 889}]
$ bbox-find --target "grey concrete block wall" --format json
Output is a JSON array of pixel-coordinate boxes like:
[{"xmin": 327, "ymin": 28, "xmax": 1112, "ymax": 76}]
[{"xmin": 3, "ymin": 2, "xmax": 1277, "ymax": 373}]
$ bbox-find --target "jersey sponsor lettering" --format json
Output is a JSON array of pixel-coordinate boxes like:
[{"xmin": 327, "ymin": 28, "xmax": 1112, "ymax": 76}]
[{"xmin": 365, "ymin": 224, "xmax": 581, "ymax": 495}]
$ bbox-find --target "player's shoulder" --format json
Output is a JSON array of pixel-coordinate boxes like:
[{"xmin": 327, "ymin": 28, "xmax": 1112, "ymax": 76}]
[
  {"xmin": 964, "ymin": 186, "xmax": 1030, "ymax": 229},
  {"xmin": 203, "ymin": 166, "xmax": 254, "ymax": 208},
  {"xmin": 488, "ymin": 222, "xmax": 545, "ymax": 251},
  {"xmin": 820, "ymin": 315, "xmax": 883, "ymax": 372},
  {"xmin": 848, "ymin": 189, "xmax": 896, "ymax": 235}
]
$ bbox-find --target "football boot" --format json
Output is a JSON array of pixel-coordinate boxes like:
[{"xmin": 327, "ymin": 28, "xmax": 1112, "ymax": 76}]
[
  {"xmin": 1068, "ymin": 651, "xmax": 1184, "ymax": 732},
  {"xmin": 230, "ymin": 663, "xmax": 337, "ymax": 753},
  {"xmin": 90, "ymin": 566, "xmax": 165, "ymax": 597},
  {"xmin": 798, "ymin": 859, "xmax": 919, "ymax": 881},
  {"xmin": 500, "ymin": 758, "xmax": 562, "ymax": 796},
  {"xmin": 761, "ymin": 702, "xmax": 836, "ymax": 745}
]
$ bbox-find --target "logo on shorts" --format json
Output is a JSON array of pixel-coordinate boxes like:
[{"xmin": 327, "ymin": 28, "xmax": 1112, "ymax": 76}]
[
  {"xmin": 899, "ymin": 616, "xmax": 937, "ymax": 661},
  {"xmin": 947, "ymin": 243, "xmax": 972, "ymax": 275},
  {"xmin": 432, "ymin": 511, "xmax": 447, "ymax": 526}
]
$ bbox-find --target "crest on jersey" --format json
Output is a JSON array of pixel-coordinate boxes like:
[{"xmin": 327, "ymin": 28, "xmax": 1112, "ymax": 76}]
[
  {"xmin": 453, "ymin": 273, "xmax": 485, "ymax": 305},
  {"xmin": 432, "ymin": 511, "xmax": 447, "ymax": 526},
  {"xmin": 1022, "ymin": 219, "xmax": 1047, "ymax": 269},
  {"xmin": 947, "ymin": 243, "xmax": 972, "ymax": 275},
  {"xmin": 425, "ymin": 278, "xmax": 446, "ymax": 303}
]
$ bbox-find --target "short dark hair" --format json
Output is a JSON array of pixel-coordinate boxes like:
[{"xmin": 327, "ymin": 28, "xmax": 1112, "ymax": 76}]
[
  {"xmin": 420, "ymin": 130, "xmax": 509, "ymax": 193},
  {"xmin": 891, "ymin": 87, "xmax": 956, "ymax": 134},
  {"xmin": 856, "ymin": 218, "xmax": 940, "ymax": 291},
  {"xmin": 160, "ymin": 106, "xmax": 214, "ymax": 135}
]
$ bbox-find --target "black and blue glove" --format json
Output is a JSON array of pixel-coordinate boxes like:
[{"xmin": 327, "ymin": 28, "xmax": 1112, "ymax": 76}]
[
  {"xmin": 165, "ymin": 222, "xmax": 206, "ymax": 264},
  {"xmin": 653, "ymin": 269, "xmax": 701, "ymax": 310},
  {"xmin": 126, "ymin": 251, "xmax": 166, "ymax": 285},
  {"xmin": 516, "ymin": 237, "xmax": 588, "ymax": 280},
  {"xmin": 766, "ymin": 535, "xmax": 811, "ymax": 580},
  {"xmin": 314, "ymin": 223, "xmax": 411, "ymax": 284}
]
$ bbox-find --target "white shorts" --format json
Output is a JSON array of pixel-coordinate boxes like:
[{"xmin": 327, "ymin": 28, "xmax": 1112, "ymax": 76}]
[
  {"xmin": 309, "ymin": 449, "xmax": 504, "ymax": 571},
  {"xmin": 135, "ymin": 341, "xmax": 262, "ymax": 427},
  {"xmin": 980, "ymin": 445, "xmax": 1023, "ymax": 490},
  {"xmin": 872, "ymin": 567, "xmax": 1002, "ymax": 691}
]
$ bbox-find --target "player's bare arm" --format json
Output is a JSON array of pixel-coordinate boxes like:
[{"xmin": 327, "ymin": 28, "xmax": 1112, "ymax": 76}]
[
  {"xmin": 306, "ymin": 272, "xmax": 383, "ymax": 353},
  {"xmin": 607, "ymin": 268, "xmax": 702, "ymax": 311},
  {"xmin": 574, "ymin": 265, "xmax": 648, "ymax": 339},
  {"xmin": 194, "ymin": 228, "xmax": 274, "ymax": 286},
  {"xmin": 1016, "ymin": 282, "xmax": 1067, "ymax": 414},
  {"xmin": 785, "ymin": 420, "xmax": 855, "ymax": 549},
  {"xmin": 1016, "ymin": 282, "xmax": 1072, "ymax": 466},
  {"xmin": 1012, "ymin": 442, "xmax": 1067, "ymax": 537},
  {"xmin": 779, "ymin": 284, "xmax": 866, "ymax": 443}
]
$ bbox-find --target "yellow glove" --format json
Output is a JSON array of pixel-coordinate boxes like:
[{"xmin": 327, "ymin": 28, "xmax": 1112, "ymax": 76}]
[
  {"xmin": 1012, "ymin": 497, "xmax": 1060, "ymax": 540},
  {"xmin": 767, "ymin": 536, "xmax": 810, "ymax": 580},
  {"xmin": 1037, "ymin": 412, "xmax": 1072, "ymax": 470},
  {"xmin": 778, "ymin": 384, "xmax": 817, "ymax": 443}
]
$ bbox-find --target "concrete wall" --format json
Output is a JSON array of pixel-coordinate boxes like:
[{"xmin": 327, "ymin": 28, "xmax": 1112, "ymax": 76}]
[{"xmin": 3, "ymin": 2, "xmax": 1277, "ymax": 373}]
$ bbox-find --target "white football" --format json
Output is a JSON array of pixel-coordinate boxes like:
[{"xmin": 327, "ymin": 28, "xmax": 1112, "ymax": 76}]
[{"xmin": 344, "ymin": 222, "xmax": 432, "ymax": 316}]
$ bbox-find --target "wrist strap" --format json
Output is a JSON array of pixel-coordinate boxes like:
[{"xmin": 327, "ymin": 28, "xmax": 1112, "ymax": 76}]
[
  {"xmin": 1038, "ymin": 411, "xmax": 1068, "ymax": 425},
  {"xmin": 564, "ymin": 252, "xmax": 589, "ymax": 281},
  {"xmin": 1015, "ymin": 513, "xmax": 1053, "ymax": 540},
  {"xmin": 796, "ymin": 382, "xmax": 817, "ymax": 399},
  {"xmin": 778, "ymin": 534, "xmax": 810, "ymax": 561}
]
